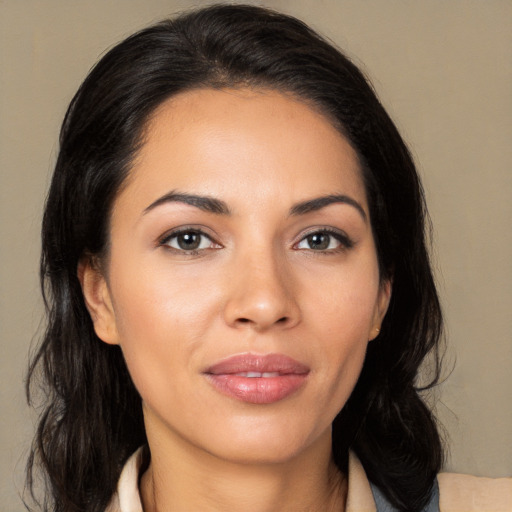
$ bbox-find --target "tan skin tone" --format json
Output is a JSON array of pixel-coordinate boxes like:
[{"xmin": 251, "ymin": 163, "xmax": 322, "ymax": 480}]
[{"xmin": 80, "ymin": 88, "xmax": 390, "ymax": 511}]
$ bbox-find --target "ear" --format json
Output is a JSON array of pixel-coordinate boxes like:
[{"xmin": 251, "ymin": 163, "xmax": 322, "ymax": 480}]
[
  {"xmin": 77, "ymin": 257, "xmax": 120, "ymax": 345},
  {"xmin": 369, "ymin": 278, "xmax": 392, "ymax": 341}
]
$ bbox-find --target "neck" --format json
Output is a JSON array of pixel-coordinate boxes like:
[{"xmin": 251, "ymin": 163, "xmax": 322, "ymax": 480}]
[{"xmin": 140, "ymin": 422, "xmax": 346, "ymax": 512}]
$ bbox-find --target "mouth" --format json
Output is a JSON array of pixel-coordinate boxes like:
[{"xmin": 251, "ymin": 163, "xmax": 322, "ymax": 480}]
[{"xmin": 204, "ymin": 353, "xmax": 310, "ymax": 404}]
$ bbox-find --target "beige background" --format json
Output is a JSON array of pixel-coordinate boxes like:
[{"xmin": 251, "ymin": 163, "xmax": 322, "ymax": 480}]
[{"xmin": 1, "ymin": 0, "xmax": 511, "ymax": 508}]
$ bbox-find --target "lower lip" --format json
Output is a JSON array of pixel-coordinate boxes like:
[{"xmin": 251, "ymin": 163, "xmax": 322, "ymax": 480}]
[{"xmin": 205, "ymin": 374, "xmax": 308, "ymax": 404}]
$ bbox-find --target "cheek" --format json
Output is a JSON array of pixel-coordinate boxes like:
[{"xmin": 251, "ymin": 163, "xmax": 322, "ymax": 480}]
[
  {"xmin": 300, "ymin": 258, "xmax": 380, "ymax": 406},
  {"xmin": 301, "ymin": 255, "xmax": 381, "ymax": 337},
  {"xmin": 110, "ymin": 252, "xmax": 221, "ymax": 337},
  {"xmin": 106, "ymin": 257, "xmax": 221, "ymax": 396}
]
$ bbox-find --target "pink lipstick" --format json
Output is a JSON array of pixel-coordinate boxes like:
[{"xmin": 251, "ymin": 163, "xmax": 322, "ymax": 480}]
[{"xmin": 204, "ymin": 353, "xmax": 309, "ymax": 404}]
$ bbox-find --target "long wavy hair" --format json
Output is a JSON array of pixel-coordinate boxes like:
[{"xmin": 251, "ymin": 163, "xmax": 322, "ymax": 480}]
[{"xmin": 26, "ymin": 4, "xmax": 443, "ymax": 511}]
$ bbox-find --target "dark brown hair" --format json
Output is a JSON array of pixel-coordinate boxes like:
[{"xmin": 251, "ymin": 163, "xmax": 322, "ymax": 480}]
[{"xmin": 27, "ymin": 4, "xmax": 443, "ymax": 511}]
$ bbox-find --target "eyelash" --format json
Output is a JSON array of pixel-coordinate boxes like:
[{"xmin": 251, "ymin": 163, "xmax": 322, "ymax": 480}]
[
  {"xmin": 158, "ymin": 227, "xmax": 354, "ymax": 255},
  {"xmin": 294, "ymin": 228, "xmax": 354, "ymax": 254},
  {"xmin": 158, "ymin": 227, "xmax": 220, "ymax": 255}
]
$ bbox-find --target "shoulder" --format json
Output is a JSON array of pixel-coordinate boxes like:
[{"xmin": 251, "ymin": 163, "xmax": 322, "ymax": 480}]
[
  {"xmin": 438, "ymin": 471, "xmax": 512, "ymax": 512},
  {"xmin": 106, "ymin": 448, "xmax": 512, "ymax": 512},
  {"xmin": 348, "ymin": 450, "xmax": 512, "ymax": 512}
]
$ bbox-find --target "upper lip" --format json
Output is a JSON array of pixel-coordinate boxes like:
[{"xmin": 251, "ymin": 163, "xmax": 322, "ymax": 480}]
[{"xmin": 205, "ymin": 353, "xmax": 310, "ymax": 375}]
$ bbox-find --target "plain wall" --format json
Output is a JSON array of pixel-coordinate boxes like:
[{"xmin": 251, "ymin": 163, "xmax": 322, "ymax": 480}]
[{"xmin": 1, "ymin": 0, "xmax": 510, "ymax": 508}]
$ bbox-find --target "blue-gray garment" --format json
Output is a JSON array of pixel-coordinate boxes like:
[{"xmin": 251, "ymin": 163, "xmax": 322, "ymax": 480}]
[{"xmin": 370, "ymin": 479, "xmax": 440, "ymax": 512}]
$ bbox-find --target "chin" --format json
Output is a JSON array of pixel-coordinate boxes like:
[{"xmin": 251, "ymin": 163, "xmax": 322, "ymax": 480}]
[{"xmin": 194, "ymin": 417, "xmax": 331, "ymax": 466}]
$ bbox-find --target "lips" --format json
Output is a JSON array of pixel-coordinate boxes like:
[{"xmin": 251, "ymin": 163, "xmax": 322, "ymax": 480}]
[{"xmin": 204, "ymin": 353, "xmax": 309, "ymax": 404}]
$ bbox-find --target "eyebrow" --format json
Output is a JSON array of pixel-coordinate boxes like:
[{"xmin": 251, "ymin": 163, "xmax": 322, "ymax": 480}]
[
  {"xmin": 289, "ymin": 194, "xmax": 367, "ymax": 221},
  {"xmin": 143, "ymin": 191, "xmax": 366, "ymax": 221},
  {"xmin": 144, "ymin": 191, "xmax": 231, "ymax": 215}
]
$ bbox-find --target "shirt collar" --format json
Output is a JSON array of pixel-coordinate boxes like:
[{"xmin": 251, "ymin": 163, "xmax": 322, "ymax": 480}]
[{"xmin": 107, "ymin": 447, "xmax": 376, "ymax": 512}]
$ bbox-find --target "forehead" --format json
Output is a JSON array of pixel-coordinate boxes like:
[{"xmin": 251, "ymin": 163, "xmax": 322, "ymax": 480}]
[{"xmin": 120, "ymin": 87, "xmax": 367, "ymax": 215}]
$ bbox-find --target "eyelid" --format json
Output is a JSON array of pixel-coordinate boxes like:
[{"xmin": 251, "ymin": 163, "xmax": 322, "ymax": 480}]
[
  {"xmin": 156, "ymin": 225, "xmax": 353, "ymax": 254},
  {"xmin": 293, "ymin": 227, "xmax": 355, "ymax": 251},
  {"xmin": 157, "ymin": 225, "xmax": 222, "ymax": 251}
]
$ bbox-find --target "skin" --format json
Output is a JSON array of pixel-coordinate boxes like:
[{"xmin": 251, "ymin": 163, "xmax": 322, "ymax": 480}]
[{"xmin": 80, "ymin": 88, "xmax": 390, "ymax": 511}]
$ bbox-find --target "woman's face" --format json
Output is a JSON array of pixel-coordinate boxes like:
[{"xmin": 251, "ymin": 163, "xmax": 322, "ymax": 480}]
[{"xmin": 82, "ymin": 88, "xmax": 390, "ymax": 464}]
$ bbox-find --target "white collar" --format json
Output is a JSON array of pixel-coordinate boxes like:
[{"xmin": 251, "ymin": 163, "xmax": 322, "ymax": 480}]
[{"xmin": 106, "ymin": 447, "xmax": 377, "ymax": 512}]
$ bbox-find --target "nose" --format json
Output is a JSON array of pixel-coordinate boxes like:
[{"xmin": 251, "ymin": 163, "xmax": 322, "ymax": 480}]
[{"xmin": 223, "ymin": 248, "xmax": 301, "ymax": 332}]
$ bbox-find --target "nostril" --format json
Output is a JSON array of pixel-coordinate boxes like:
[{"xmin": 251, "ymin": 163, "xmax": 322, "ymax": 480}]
[{"xmin": 235, "ymin": 316, "xmax": 288, "ymax": 325}]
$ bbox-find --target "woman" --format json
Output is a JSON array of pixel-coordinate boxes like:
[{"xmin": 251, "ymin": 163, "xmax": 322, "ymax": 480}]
[{"xmin": 26, "ymin": 4, "xmax": 510, "ymax": 512}]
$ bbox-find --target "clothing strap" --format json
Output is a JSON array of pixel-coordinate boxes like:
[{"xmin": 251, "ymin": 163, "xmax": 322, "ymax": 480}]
[{"xmin": 370, "ymin": 479, "xmax": 440, "ymax": 512}]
